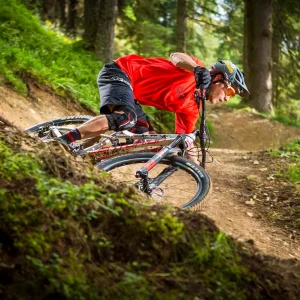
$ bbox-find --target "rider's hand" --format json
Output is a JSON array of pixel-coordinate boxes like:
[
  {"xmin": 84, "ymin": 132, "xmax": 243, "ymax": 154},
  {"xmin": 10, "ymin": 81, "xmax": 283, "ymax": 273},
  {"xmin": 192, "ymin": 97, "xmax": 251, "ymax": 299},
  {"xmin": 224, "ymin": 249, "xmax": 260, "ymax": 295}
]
[
  {"xmin": 194, "ymin": 66, "xmax": 211, "ymax": 89},
  {"xmin": 186, "ymin": 143, "xmax": 199, "ymax": 165}
]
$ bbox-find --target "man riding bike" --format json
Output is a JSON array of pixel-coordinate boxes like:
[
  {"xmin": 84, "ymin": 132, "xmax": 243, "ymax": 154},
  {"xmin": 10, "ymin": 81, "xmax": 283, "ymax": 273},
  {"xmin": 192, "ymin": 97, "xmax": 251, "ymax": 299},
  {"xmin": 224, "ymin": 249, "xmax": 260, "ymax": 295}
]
[{"xmin": 54, "ymin": 52, "xmax": 249, "ymax": 160}]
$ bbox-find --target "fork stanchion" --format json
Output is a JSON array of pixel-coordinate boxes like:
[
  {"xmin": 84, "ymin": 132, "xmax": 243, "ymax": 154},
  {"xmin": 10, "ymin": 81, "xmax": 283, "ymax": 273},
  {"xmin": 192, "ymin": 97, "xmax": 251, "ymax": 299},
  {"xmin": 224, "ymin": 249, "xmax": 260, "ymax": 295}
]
[{"xmin": 135, "ymin": 134, "xmax": 184, "ymax": 178}]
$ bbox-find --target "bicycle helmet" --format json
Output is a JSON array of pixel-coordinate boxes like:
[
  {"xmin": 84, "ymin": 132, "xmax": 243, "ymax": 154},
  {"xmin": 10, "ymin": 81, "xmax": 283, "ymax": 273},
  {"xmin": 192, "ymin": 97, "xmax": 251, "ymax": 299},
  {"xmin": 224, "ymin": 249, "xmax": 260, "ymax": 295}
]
[{"xmin": 209, "ymin": 60, "xmax": 250, "ymax": 97}]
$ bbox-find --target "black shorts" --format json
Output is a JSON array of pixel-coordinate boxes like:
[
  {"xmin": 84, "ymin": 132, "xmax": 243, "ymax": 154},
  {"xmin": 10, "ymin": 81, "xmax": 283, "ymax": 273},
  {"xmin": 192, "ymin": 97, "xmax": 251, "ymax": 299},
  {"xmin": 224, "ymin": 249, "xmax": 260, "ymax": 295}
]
[
  {"xmin": 98, "ymin": 61, "xmax": 136, "ymax": 114},
  {"xmin": 98, "ymin": 62, "xmax": 154, "ymax": 133}
]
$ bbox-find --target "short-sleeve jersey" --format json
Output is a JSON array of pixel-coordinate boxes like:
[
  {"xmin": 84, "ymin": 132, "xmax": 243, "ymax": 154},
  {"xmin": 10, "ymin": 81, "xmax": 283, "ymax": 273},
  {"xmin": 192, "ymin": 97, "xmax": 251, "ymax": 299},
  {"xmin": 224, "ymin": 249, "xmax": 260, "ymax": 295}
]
[{"xmin": 114, "ymin": 54, "xmax": 204, "ymax": 133}]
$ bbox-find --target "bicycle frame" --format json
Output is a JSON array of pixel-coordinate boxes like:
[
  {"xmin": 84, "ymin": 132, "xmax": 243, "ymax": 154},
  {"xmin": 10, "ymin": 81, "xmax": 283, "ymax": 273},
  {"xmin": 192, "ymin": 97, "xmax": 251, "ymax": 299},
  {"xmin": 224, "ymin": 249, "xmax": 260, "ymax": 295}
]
[
  {"xmin": 44, "ymin": 89, "xmax": 209, "ymax": 196},
  {"xmin": 133, "ymin": 89, "xmax": 208, "ymax": 192},
  {"xmin": 80, "ymin": 132, "xmax": 181, "ymax": 160},
  {"xmin": 48, "ymin": 89, "xmax": 209, "ymax": 170}
]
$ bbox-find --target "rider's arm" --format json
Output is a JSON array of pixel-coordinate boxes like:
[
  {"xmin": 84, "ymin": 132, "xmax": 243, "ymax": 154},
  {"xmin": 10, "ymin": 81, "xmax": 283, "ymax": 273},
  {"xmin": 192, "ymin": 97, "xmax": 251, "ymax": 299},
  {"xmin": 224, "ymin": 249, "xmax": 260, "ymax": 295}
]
[
  {"xmin": 170, "ymin": 52, "xmax": 204, "ymax": 72},
  {"xmin": 175, "ymin": 112, "xmax": 199, "ymax": 164},
  {"xmin": 175, "ymin": 112, "xmax": 198, "ymax": 134}
]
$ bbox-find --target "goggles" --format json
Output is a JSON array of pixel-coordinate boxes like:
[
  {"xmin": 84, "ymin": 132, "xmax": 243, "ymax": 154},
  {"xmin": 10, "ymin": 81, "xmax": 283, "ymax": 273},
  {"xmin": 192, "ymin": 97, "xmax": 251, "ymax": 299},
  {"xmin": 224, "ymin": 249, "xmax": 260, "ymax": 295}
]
[
  {"xmin": 211, "ymin": 74, "xmax": 239, "ymax": 98},
  {"xmin": 223, "ymin": 81, "xmax": 238, "ymax": 98}
]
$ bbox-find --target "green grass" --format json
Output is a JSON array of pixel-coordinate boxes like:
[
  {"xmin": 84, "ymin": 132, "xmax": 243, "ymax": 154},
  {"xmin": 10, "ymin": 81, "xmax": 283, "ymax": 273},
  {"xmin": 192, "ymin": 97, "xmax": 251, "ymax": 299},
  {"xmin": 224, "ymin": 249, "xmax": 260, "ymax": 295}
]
[
  {"xmin": 271, "ymin": 115, "xmax": 300, "ymax": 128},
  {"xmin": 0, "ymin": 0, "xmax": 101, "ymax": 111},
  {"xmin": 0, "ymin": 0, "xmax": 203, "ymax": 134},
  {"xmin": 269, "ymin": 139, "xmax": 300, "ymax": 183},
  {"xmin": 2, "ymin": 0, "xmax": 299, "ymax": 134}
]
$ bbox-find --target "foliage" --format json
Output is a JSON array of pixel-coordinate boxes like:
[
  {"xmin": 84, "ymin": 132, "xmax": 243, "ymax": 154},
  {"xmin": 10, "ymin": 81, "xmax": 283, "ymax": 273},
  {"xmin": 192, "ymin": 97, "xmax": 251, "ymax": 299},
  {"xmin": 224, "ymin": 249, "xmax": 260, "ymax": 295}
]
[
  {"xmin": 215, "ymin": 0, "xmax": 300, "ymax": 125},
  {"xmin": 274, "ymin": 0, "xmax": 300, "ymax": 122},
  {"xmin": 115, "ymin": 0, "xmax": 220, "ymax": 61},
  {"xmin": 0, "ymin": 0, "xmax": 101, "ymax": 111},
  {"xmin": 214, "ymin": 0, "xmax": 244, "ymax": 66},
  {"xmin": 115, "ymin": 0, "xmax": 176, "ymax": 58},
  {"xmin": 269, "ymin": 139, "xmax": 300, "ymax": 183},
  {"xmin": 271, "ymin": 114, "xmax": 300, "ymax": 128},
  {"xmin": 2, "ymin": 0, "xmax": 300, "ymax": 132},
  {"xmin": 0, "ymin": 0, "xmax": 217, "ymax": 133}
]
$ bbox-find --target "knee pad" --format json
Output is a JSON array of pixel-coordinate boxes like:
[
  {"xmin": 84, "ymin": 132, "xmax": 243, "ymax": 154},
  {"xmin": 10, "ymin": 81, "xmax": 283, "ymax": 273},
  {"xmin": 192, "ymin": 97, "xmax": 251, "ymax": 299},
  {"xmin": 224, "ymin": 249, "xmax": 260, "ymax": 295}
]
[
  {"xmin": 106, "ymin": 106, "xmax": 137, "ymax": 131},
  {"xmin": 130, "ymin": 119, "xmax": 151, "ymax": 134}
]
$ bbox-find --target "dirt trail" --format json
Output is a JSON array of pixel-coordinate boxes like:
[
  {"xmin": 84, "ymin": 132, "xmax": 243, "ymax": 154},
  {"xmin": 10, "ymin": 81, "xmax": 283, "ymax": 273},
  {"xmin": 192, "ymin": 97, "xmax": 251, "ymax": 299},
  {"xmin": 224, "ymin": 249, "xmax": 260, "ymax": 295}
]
[
  {"xmin": 203, "ymin": 104, "xmax": 300, "ymax": 259},
  {"xmin": 207, "ymin": 103, "xmax": 300, "ymax": 151},
  {"xmin": 1, "ymin": 85, "xmax": 299, "ymax": 260},
  {"xmin": 204, "ymin": 149, "xmax": 300, "ymax": 260}
]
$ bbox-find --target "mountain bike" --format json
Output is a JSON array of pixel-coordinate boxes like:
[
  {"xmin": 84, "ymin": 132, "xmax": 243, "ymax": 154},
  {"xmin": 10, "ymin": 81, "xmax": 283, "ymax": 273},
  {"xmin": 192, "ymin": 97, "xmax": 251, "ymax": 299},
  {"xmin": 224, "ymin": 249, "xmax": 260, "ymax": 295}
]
[{"xmin": 26, "ymin": 91, "xmax": 212, "ymax": 210}]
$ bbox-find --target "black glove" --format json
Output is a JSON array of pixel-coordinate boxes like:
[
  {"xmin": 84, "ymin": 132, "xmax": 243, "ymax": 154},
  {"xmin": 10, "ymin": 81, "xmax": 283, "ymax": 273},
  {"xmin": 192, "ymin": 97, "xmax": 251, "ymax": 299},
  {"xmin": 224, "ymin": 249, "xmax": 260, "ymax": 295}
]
[{"xmin": 194, "ymin": 66, "xmax": 211, "ymax": 89}]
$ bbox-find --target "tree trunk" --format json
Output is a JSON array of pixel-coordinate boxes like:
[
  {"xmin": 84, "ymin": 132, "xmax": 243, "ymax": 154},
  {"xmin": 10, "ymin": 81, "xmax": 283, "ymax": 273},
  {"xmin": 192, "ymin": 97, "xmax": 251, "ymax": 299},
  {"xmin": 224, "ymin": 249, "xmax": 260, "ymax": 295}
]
[
  {"xmin": 83, "ymin": 0, "xmax": 100, "ymax": 50},
  {"xmin": 66, "ymin": 0, "xmax": 78, "ymax": 37},
  {"xmin": 41, "ymin": 0, "xmax": 57, "ymax": 21},
  {"xmin": 242, "ymin": 0, "xmax": 251, "ymax": 104},
  {"xmin": 176, "ymin": 0, "xmax": 187, "ymax": 52},
  {"xmin": 95, "ymin": 0, "xmax": 118, "ymax": 61},
  {"xmin": 246, "ymin": 0, "xmax": 273, "ymax": 114},
  {"xmin": 59, "ymin": 0, "xmax": 66, "ymax": 27},
  {"xmin": 272, "ymin": 5, "xmax": 281, "ymax": 108}
]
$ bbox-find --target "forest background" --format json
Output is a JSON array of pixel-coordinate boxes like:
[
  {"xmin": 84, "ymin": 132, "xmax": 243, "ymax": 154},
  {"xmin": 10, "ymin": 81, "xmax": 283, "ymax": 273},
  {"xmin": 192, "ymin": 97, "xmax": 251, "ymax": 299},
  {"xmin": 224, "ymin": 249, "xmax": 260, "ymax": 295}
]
[{"xmin": 1, "ymin": 0, "xmax": 300, "ymax": 132}]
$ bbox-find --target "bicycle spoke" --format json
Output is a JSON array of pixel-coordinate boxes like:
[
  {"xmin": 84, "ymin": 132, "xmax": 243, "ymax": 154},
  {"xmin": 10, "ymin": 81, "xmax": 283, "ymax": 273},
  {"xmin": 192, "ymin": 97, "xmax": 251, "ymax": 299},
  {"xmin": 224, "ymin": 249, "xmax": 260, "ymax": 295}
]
[{"xmin": 106, "ymin": 162, "xmax": 198, "ymax": 207}]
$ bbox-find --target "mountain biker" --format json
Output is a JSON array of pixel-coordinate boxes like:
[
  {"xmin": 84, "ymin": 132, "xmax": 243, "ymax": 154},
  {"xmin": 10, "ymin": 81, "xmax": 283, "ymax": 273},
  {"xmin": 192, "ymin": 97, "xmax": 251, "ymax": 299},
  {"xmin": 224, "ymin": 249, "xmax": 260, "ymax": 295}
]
[{"xmin": 54, "ymin": 52, "xmax": 249, "ymax": 160}]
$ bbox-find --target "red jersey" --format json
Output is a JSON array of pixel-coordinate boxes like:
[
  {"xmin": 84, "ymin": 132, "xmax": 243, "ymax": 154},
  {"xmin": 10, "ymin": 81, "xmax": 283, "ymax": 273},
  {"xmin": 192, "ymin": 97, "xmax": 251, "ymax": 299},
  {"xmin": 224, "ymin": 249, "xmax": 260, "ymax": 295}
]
[{"xmin": 114, "ymin": 54, "xmax": 204, "ymax": 133}]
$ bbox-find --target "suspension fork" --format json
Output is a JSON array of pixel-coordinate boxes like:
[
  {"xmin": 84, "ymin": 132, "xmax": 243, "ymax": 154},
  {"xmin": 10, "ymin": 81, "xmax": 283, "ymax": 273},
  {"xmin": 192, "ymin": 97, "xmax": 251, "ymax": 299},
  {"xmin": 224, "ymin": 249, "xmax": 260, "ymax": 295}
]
[{"xmin": 135, "ymin": 135, "xmax": 184, "ymax": 193}]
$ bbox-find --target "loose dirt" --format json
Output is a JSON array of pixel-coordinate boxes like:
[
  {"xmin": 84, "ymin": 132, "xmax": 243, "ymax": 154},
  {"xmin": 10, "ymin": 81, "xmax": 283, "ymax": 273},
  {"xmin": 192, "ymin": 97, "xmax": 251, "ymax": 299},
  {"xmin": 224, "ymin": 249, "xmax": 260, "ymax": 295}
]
[
  {"xmin": 0, "ymin": 85, "xmax": 94, "ymax": 129},
  {"xmin": 205, "ymin": 149, "xmax": 300, "ymax": 260},
  {"xmin": 1, "ymin": 85, "xmax": 299, "ymax": 260},
  {"xmin": 207, "ymin": 103, "xmax": 300, "ymax": 151},
  {"xmin": 204, "ymin": 104, "xmax": 300, "ymax": 260}
]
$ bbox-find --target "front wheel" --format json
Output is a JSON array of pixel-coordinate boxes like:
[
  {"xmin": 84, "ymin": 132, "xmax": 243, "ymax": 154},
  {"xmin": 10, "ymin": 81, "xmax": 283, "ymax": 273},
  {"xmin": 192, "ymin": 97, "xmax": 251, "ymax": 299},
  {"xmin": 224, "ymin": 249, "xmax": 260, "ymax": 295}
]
[{"xmin": 96, "ymin": 152, "xmax": 211, "ymax": 210}]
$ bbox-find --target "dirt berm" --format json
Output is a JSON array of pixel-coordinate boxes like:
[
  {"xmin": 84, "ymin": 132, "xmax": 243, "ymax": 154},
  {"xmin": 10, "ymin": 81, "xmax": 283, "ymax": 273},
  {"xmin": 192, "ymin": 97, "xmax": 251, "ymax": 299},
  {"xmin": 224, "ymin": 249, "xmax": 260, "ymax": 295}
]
[{"xmin": 0, "ymin": 116, "xmax": 300, "ymax": 299}]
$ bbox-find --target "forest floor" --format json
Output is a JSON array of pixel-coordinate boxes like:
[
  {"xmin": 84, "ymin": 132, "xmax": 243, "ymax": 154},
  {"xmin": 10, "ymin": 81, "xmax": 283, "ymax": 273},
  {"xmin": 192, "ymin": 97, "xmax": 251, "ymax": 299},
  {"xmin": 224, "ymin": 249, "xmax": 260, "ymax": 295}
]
[{"xmin": 0, "ymin": 84, "xmax": 299, "ymax": 261}]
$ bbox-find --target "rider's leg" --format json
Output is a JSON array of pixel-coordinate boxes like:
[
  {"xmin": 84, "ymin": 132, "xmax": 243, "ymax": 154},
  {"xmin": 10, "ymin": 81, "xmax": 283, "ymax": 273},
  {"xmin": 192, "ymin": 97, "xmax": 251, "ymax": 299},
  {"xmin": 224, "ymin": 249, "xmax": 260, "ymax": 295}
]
[
  {"xmin": 77, "ymin": 114, "xmax": 110, "ymax": 139},
  {"xmin": 55, "ymin": 114, "xmax": 109, "ymax": 144},
  {"xmin": 56, "ymin": 61, "xmax": 135, "ymax": 144},
  {"xmin": 57, "ymin": 104, "xmax": 137, "ymax": 144}
]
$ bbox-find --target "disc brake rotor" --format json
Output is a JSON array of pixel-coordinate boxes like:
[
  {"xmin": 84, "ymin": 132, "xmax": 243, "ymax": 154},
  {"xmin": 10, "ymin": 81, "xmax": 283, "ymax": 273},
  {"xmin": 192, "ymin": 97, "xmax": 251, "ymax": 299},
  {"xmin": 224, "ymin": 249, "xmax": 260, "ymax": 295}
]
[
  {"xmin": 150, "ymin": 187, "xmax": 164, "ymax": 203},
  {"xmin": 135, "ymin": 180, "xmax": 164, "ymax": 203}
]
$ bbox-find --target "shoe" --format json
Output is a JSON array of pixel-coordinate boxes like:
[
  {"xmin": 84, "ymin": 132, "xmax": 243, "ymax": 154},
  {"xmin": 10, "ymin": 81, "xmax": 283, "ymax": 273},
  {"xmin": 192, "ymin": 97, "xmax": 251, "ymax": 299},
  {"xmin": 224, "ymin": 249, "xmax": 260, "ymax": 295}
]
[
  {"xmin": 44, "ymin": 137, "xmax": 83, "ymax": 155},
  {"xmin": 69, "ymin": 143, "xmax": 84, "ymax": 155}
]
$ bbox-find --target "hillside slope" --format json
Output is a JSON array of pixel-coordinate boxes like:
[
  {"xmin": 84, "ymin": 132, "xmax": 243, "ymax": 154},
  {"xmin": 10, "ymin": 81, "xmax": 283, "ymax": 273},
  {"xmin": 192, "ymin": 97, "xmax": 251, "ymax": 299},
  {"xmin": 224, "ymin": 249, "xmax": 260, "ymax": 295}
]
[{"xmin": 1, "ymin": 114, "xmax": 300, "ymax": 299}]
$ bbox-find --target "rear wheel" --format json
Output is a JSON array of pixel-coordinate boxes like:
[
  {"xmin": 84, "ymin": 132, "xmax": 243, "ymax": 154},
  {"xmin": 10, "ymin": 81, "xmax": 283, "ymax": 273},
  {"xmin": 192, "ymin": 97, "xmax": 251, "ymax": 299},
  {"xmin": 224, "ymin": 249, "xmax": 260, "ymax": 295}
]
[
  {"xmin": 25, "ymin": 116, "xmax": 92, "ymax": 139},
  {"xmin": 96, "ymin": 152, "xmax": 211, "ymax": 210}
]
